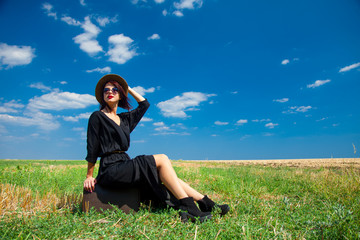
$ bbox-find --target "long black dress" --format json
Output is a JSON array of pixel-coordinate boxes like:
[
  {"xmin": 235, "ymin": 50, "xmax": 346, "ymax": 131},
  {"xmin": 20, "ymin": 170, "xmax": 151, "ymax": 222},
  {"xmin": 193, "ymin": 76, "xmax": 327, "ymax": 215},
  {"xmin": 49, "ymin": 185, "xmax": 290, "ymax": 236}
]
[{"xmin": 86, "ymin": 99, "xmax": 176, "ymax": 207}]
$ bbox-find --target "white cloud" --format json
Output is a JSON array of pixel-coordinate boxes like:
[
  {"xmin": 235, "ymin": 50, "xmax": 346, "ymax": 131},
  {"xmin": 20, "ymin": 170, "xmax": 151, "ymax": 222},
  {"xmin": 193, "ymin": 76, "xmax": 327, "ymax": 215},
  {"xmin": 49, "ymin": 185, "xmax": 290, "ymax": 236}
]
[
  {"xmin": 0, "ymin": 112, "xmax": 60, "ymax": 131},
  {"xmin": 152, "ymin": 121, "xmax": 190, "ymax": 136},
  {"xmin": 73, "ymin": 16, "xmax": 103, "ymax": 56},
  {"xmin": 236, "ymin": 119, "xmax": 248, "ymax": 125},
  {"xmin": 96, "ymin": 17, "xmax": 110, "ymax": 27},
  {"xmin": 174, "ymin": 0, "xmax": 203, "ymax": 10},
  {"xmin": 86, "ymin": 66, "xmax": 111, "ymax": 74},
  {"xmin": 27, "ymin": 91, "xmax": 97, "ymax": 111},
  {"xmin": 173, "ymin": 10, "xmax": 184, "ymax": 17},
  {"xmin": 316, "ymin": 117, "xmax": 328, "ymax": 122},
  {"xmin": 273, "ymin": 98, "xmax": 289, "ymax": 103},
  {"xmin": 61, "ymin": 15, "xmax": 81, "ymax": 26},
  {"xmin": 132, "ymin": 86, "xmax": 155, "ymax": 96},
  {"xmin": 153, "ymin": 122, "xmax": 165, "ymax": 126},
  {"xmin": 172, "ymin": 0, "xmax": 204, "ymax": 17},
  {"xmin": 107, "ymin": 34, "xmax": 138, "ymax": 64},
  {"xmin": 147, "ymin": 33, "xmax": 161, "ymax": 40},
  {"xmin": 140, "ymin": 117, "xmax": 153, "ymax": 122},
  {"xmin": 42, "ymin": 3, "xmax": 57, "ymax": 20},
  {"xmin": 0, "ymin": 100, "xmax": 25, "ymax": 113},
  {"xmin": 162, "ymin": 9, "xmax": 168, "ymax": 16},
  {"xmin": 283, "ymin": 106, "xmax": 312, "ymax": 114},
  {"xmin": 0, "ymin": 43, "xmax": 36, "ymax": 68},
  {"xmin": 296, "ymin": 106, "xmax": 312, "ymax": 112},
  {"xmin": 153, "ymin": 122, "xmax": 172, "ymax": 132},
  {"xmin": 214, "ymin": 121, "xmax": 229, "ymax": 126},
  {"xmin": 265, "ymin": 122, "xmax": 278, "ymax": 129},
  {"xmin": 0, "ymin": 88, "xmax": 98, "ymax": 131},
  {"xmin": 63, "ymin": 112, "xmax": 91, "ymax": 122},
  {"xmin": 29, "ymin": 82, "xmax": 52, "ymax": 92},
  {"xmin": 339, "ymin": 62, "xmax": 360, "ymax": 73},
  {"xmin": 154, "ymin": 0, "xmax": 165, "ymax": 3},
  {"xmin": 96, "ymin": 16, "xmax": 118, "ymax": 27},
  {"xmin": 252, "ymin": 119, "xmax": 271, "ymax": 122},
  {"xmin": 307, "ymin": 79, "xmax": 331, "ymax": 88},
  {"xmin": 131, "ymin": 0, "xmax": 147, "ymax": 4},
  {"xmin": 281, "ymin": 58, "xmax": 299, "ymax": 65},
  {"xmin": 80, "ymin": 0, "xmax": 86, "ymax": 6},
  {"xmin": 281, "ymin": 59, "xmax": 290, "ymax": 65},
  {"xmin": 157, "ymin": 92, "xmax": 216, "ymax": 118},
  {"xmin": 60, "ymin": 81, "xmax": 68, "ymax": 85}
]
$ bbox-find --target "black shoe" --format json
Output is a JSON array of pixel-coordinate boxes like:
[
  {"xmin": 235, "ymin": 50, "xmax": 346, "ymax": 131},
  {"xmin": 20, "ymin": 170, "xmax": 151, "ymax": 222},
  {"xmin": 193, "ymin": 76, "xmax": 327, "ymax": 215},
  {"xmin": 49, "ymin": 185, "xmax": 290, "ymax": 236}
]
[
  {"xmin": 179, "ymin": 197, "xmax": 212, "ymax": 223},
  {"xmin": 197, "ymin": 195, "xmax": 230, "ymax": 216}
]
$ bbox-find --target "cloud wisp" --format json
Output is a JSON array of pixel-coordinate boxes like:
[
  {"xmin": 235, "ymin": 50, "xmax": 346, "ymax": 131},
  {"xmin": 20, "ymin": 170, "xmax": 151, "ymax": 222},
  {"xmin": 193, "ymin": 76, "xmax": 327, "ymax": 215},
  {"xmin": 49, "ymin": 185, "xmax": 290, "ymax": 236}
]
[
  {"xmin": 86, "ymin": 66, "xmax": 111, "ymax": 74},
  {"xmin": 307, "ymin": 79, "xmax": 331, "ymax": 89},
  {"xmin": 273, "ymin": 98, "xmax": 289, "ymax": 103},
  {"xmin": 214, "ymin": 121, "xmax": 229, "ymax": 126},
  {"xmin": 0, "ymin": 100, "xmax": 25, "ymax": 113},
  {"xmin": 339, "ymin": 62, "xmax": 360, "ymax": 73},
  {"xmin": 132, "ymin": 86, "xmax": 156, "ymax": 96},
  {"xmin": 281, "ymin": 59, "xmax": 290, "ymax": 65},
  {"xmin": 42, "ymin": 2, "xmax": 57, "ymax": 20},
  {"xmin": 147, "ymin": 33, "xmax": 161, "ymax": 40},
  {"xmin": 236, "ymin": 119, "xmax": 248, "ymax": 125},
  {"xmin": 152, "ymin": 121, "xmax": 189, "ymax": 135},
  {"xmin": 283, "ymin": 106, "xmax": 312, "ymax": 114},
  {"xmin": 63, "ymin": 112, "xmax": 92, "ymax": 122},
  {"xmin": 265, "ymin": 122, "xmax": 278, "ymax": 129}
]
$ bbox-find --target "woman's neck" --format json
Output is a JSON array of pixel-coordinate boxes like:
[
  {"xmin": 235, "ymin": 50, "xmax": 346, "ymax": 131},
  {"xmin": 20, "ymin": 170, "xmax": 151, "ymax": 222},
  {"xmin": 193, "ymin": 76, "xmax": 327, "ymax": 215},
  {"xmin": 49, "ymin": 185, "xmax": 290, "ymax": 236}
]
[{"xmin": 103, "ymin": 104, "xmax": 117, "ymax": 115}]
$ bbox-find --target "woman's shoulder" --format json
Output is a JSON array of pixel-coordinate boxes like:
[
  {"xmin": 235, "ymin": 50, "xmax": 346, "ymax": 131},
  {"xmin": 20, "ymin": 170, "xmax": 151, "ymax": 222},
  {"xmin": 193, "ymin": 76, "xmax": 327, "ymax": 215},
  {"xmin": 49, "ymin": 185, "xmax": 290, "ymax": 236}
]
[{"xmin": 89, "ymin": 111, "xmax": 102, "ymax": 121}]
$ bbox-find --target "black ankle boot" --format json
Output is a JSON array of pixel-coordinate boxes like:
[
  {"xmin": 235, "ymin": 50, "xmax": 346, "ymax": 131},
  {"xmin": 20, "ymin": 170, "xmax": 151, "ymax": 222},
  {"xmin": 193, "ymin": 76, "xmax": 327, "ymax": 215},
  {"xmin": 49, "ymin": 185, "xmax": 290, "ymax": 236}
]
[
  {"xmin": 179, "ymin": 197, "xmax": 212, "ymax": 223},
  {"xmin": 197, "ymin": 195, "xmax": 230, "ymax": 216}
]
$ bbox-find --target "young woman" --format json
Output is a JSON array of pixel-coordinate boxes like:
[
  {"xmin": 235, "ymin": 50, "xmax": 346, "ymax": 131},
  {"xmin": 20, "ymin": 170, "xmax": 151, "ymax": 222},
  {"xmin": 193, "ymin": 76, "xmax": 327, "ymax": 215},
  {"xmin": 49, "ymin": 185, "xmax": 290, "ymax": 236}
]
[{"xmin": 83, "ymin": 74, "xmax": 229, "ymax": 222}]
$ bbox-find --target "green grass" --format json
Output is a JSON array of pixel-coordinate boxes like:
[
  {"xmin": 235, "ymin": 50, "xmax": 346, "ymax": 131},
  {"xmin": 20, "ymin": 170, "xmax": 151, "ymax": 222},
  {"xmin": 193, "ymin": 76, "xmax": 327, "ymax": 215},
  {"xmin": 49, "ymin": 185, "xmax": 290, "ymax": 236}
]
[{"xmin": 0, "ymin": 159, "xmax": 359, "ymax": 239}]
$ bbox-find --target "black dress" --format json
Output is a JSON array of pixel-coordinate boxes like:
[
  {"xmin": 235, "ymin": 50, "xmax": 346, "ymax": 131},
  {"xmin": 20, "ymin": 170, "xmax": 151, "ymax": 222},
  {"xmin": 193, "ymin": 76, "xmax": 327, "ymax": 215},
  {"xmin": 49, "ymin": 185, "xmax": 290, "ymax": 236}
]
[{"xmin": 86, "ymin": 99, "xmax": 176, "ymax": 207}]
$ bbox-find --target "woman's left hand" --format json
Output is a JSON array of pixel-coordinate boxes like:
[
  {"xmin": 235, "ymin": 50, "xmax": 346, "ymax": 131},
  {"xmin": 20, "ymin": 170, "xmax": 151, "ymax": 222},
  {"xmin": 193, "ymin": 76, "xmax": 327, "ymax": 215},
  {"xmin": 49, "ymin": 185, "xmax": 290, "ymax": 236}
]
[{"xmin": 83, "ymin": 177, "xmax": 97, "ymax": 192}]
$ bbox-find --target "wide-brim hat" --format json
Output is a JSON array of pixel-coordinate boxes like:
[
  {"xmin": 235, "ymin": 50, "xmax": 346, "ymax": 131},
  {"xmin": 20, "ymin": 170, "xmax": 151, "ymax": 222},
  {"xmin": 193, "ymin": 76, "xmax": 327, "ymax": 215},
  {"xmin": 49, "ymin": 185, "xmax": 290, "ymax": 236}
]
[{"xmin": 95, "ymin": 74, "xmax": 128, "ymax": 104}]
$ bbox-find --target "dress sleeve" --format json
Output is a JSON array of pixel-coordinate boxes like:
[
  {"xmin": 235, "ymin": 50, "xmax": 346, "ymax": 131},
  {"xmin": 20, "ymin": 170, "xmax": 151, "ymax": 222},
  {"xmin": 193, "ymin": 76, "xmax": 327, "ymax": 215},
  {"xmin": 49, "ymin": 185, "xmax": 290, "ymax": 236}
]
[
  {"xmin": 127, "ymin": 99, "xmax": 150, "ymax": 133},
  {"xmin": 85, "ymin": 112, "xmax": 101, "ymax": 163}
]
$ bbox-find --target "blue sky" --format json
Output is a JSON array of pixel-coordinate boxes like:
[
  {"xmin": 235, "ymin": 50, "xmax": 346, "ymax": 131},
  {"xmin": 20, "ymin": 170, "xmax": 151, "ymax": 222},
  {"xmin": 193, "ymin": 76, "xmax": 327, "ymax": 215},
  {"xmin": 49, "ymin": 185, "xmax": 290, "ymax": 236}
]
[{"xmin": 0, "ymin": 0, "xmax": 359, "ymax": 160}]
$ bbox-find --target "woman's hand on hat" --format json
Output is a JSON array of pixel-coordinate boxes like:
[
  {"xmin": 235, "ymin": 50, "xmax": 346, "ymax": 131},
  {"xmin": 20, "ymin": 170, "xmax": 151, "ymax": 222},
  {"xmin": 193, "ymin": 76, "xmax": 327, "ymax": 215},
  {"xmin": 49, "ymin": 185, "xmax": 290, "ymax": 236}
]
[{"xmin": 128, "ymin": 85, "xmax": 146, "ymax": 103}]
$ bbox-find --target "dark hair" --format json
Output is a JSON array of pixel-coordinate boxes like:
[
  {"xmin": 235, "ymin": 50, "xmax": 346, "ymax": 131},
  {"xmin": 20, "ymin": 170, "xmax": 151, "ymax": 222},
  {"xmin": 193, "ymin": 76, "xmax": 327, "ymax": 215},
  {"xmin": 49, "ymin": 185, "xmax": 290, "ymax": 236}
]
[{"xmin": 100, "ymin": 81, "xmax": 132, "ymax": 110}]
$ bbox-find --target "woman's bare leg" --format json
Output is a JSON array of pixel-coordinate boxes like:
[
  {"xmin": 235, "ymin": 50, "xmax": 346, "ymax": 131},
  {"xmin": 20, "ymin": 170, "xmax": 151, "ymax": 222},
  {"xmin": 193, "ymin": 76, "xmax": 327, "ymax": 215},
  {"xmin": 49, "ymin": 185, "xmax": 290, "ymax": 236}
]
[
  {"xmin": 153, "ymin": 154, "xmax": 188, "ymax": 199},
  {"xmin": 153, "ymin": 154, "xmax": 205, "ymax": 201},
  {"xmin": 178, "ymin": 179, "xmax": 204, "ymax": 201}
]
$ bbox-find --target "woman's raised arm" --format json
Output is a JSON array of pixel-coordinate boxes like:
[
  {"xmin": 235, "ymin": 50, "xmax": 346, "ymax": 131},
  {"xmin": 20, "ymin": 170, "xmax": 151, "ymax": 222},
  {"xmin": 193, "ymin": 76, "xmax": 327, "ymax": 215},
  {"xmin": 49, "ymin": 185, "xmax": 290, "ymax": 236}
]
[{"xmin": 128, "ymin": 86, "xmax": 145, "ymax": 103}]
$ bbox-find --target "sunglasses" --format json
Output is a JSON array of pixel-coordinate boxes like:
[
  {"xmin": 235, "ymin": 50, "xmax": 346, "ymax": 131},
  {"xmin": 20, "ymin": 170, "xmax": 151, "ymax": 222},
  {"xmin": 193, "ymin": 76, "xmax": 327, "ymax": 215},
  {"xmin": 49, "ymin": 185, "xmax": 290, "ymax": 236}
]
[{"xmin": 103, "ymin": 87, "xmax": 119, "ymax": 94}]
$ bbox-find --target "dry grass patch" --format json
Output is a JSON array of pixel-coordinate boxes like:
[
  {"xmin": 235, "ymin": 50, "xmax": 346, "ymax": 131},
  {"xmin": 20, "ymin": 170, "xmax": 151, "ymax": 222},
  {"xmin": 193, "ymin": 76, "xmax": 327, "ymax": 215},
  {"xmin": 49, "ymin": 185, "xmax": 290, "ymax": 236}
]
[
  {"xmin": 174, "ymin": 158, "xmax": 360, "ymax": 169},
  {"xmin": 0, "ymin": 183, "xmax": 82, "ymax": 218}
]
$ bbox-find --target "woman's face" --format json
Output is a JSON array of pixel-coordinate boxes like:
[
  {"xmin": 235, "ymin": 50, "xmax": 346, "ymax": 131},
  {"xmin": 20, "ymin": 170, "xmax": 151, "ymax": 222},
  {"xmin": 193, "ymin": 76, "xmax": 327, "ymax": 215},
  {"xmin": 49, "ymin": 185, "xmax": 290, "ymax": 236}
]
[{"xmin": 103, "ymin": 82, "xmax": 120, "ymax": 104}]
